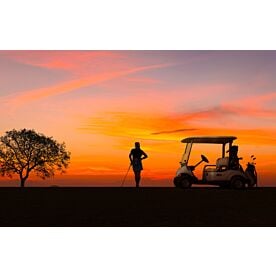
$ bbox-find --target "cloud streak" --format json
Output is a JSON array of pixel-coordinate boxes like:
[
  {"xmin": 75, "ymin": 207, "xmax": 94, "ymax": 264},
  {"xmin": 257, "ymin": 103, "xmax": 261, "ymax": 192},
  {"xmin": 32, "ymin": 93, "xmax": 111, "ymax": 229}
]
[
  {"xmin": 81, "ymin": 109, "xmax": 276, "ymax": 145},
  {"xmin": 1, "ymin": 51, "xmax": 123, "ymax": 73},
  {"xmin": 3, "ymin": 62, "xmax": 174, "ymax": 107},
  {"xmin": 152, "ymin": 128, "xmax": 198, "ymax": 135}
]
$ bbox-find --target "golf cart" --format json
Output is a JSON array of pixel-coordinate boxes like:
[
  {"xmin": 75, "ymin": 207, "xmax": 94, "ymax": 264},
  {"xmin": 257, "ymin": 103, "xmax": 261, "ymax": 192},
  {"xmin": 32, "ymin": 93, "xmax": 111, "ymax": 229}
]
[{"xmin": 173, "ymin": 136, "xmax": 257, "ymax": 189}]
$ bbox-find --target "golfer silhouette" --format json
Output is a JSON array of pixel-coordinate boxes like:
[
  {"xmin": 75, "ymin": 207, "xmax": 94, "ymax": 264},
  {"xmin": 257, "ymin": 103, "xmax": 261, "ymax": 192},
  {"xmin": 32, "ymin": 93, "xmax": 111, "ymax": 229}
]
[{"xmin": 129, "ymin": 142, "xmax": 148, "ymax": 188}]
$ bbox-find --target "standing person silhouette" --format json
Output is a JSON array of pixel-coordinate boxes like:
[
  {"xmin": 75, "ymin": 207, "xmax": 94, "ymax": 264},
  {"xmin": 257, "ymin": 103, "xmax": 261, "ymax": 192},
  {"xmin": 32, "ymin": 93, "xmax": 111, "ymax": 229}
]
[{"xmin": 129, "ymin": 142, "xmax": 148, "ymax": 188}]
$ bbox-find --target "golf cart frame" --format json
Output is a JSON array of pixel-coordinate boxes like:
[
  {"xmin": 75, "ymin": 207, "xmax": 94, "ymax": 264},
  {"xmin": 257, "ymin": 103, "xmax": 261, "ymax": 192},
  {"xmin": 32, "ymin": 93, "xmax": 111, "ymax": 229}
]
[{"xmin": 173, "ymin": 136, "xmax": 257, "ymax": 189}]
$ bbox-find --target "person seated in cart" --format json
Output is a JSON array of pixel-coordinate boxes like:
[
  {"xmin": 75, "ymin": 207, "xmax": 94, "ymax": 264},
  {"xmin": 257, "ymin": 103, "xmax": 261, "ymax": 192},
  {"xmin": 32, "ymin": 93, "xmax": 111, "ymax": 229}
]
[{"xmin": 228, "ymin": 145, "xmax": 241, "ymax": 170}]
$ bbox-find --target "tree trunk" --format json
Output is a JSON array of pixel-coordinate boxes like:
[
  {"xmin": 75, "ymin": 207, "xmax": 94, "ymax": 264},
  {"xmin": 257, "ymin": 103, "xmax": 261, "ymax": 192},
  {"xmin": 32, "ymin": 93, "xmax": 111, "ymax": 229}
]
[{"xmin": 20, "ymin": 178, "xmax": 26, "ymax": 188}]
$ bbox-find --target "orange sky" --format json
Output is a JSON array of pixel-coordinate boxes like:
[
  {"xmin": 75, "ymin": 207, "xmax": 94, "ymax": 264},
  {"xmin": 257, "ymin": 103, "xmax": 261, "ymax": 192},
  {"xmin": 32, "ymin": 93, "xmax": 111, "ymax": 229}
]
[{"xmin": 0, "ymin": 50, "xmax": 276, "ymax": 186}]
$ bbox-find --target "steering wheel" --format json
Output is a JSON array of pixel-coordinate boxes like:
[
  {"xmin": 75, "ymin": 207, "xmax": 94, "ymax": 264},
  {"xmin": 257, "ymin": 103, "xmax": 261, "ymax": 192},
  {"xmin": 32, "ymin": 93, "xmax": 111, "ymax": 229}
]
[{"xmin": 201, "ymin": 154, "xmax": 209, "ymax": 163}]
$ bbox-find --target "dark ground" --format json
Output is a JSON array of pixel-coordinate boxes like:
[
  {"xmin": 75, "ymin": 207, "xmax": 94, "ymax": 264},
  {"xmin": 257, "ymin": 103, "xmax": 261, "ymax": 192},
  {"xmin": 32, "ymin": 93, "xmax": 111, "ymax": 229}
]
[{"xmin": 0, "ymin": 187, "xmax": 276, "ymax": 226}]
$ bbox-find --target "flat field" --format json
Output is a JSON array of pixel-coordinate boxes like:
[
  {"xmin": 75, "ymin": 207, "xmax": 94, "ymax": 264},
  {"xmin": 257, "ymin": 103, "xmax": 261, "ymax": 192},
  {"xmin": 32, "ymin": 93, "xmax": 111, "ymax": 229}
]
[{"xmin": 0, "ymin": 187, "xmax": 275, "ymax": 226}]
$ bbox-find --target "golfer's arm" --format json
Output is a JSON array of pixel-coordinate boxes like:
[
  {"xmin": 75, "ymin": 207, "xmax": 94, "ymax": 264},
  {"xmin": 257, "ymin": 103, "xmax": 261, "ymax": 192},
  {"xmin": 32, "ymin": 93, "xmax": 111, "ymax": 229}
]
[{"xmin": 142, "ymin": 152, "xmax": 148, "ymax": 160}]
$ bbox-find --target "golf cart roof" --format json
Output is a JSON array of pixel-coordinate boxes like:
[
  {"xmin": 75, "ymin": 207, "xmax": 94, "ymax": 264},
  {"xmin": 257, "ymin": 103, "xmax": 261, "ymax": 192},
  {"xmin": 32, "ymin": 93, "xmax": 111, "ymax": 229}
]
[{"xmin": 181, "ymin": 136, "xmax": 237, "ymax": 144}]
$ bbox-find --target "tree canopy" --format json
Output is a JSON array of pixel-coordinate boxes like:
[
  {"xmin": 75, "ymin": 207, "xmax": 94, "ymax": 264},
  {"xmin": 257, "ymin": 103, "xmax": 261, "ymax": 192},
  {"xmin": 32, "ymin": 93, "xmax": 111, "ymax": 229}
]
[{"xmin": 0, "ymin": 129, "xmax": 70, "ymax": 187}]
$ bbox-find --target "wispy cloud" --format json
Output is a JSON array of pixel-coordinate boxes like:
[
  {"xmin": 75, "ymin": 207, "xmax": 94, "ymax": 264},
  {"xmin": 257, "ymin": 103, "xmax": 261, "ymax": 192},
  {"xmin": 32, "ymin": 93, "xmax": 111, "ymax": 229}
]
[
  {"xmin": 152, "ymin": 128, "xmax": 198, "ymax": 135},
  {"xmin": 3, "ymin": 62, "xmax": 174, "ymax": 107},
  {"xmin": 80, "ymin": 109, "xmax": 276, "ymax": 145},
  {"xmin": 1, "ymin": 51, "xmax": 122, "ymax": 73}
]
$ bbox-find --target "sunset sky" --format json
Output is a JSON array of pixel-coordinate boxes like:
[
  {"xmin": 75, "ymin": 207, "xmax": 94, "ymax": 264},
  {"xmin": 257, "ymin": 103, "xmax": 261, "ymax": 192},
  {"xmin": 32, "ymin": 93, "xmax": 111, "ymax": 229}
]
[{"xmin": 0, "ymin": 50, "xmax": 276, "ymax": 186}]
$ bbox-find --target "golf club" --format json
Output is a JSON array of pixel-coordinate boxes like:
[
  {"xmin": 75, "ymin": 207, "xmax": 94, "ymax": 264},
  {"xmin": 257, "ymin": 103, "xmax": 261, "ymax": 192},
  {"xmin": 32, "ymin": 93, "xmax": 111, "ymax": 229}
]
[{"xmin": 121, "ymin": 163, "xmax": 132, "ymax": 187}]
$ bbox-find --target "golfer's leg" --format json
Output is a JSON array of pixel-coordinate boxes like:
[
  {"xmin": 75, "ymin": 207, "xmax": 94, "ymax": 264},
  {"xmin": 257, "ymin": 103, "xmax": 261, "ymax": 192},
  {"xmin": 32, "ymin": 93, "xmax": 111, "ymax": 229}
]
[
  {"xmin": 134, "ymin": 171, "xmax": 139, "ymax": 188},
  {"xmin": 135, "ymin": 172, "xmax": 138, "ymax": 187},
  {"xmin": 134, "ymin": 171, "xmax": 137, "ymax": 186},
  {"xmin": 136, "ymin": 171, "xmax": 141, "ymax": 188}
]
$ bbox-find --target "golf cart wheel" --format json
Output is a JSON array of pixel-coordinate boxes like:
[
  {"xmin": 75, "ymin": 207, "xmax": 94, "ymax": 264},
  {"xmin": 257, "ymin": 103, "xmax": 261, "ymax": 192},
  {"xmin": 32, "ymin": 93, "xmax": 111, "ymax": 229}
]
[
  {"xmin": 173, "ymin": 176, "xmax": 182, "ymax": 188},
  {"xmin": 230, "ymin": 177, "xmax": 245, "ymax": 189},
  {"xmin": 179, "ymin": 176, "xmax": 192, "ymax": 189}
]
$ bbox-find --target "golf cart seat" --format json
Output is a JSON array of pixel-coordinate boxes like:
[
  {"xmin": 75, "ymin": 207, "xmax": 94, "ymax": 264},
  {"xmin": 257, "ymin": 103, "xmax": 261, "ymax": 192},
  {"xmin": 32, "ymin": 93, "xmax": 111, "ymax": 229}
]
[
  {"xmin": 204, "ymin": 165, "xmax": 217, "ymax": 172},
  {"xmin": 216, "ymin": 157, "xmax": 229, "ymax": 171},
  {"xmin": 204, "ymin": 157, "xmax": 229, "ymax": 172}
]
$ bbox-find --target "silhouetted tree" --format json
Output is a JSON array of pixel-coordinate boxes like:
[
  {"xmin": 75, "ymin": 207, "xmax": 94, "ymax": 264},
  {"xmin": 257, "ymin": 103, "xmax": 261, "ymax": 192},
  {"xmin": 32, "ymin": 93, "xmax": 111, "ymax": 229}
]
[{"xmin": 0, "ymin": 129, "xmax": 70, "ymax": 187}]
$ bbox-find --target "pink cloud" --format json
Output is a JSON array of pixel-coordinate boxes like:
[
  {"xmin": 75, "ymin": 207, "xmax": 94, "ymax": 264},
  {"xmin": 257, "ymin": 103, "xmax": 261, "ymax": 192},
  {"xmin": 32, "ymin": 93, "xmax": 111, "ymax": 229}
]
[
  {"xmin": 1, "ymin": 51, "xmax": 123, "ymax": 73},
  {"xmin": 3, "ymin": 62, "xmax": 174, "ymax": 107}
]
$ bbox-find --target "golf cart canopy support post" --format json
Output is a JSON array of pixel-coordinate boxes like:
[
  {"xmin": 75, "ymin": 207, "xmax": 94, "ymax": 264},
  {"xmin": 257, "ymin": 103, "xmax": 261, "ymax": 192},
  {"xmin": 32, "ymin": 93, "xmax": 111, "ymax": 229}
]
[{"xmin": 180, "ymin": 136, "xmax": 237, "ymax": 164}]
